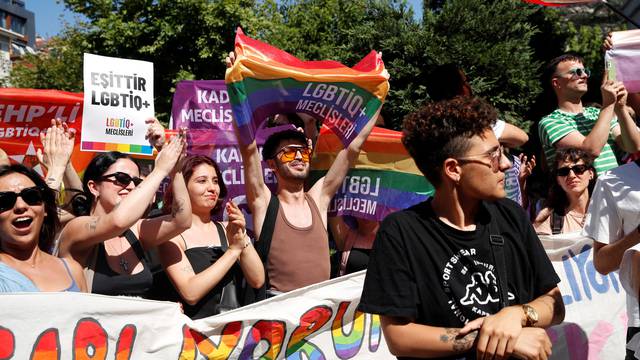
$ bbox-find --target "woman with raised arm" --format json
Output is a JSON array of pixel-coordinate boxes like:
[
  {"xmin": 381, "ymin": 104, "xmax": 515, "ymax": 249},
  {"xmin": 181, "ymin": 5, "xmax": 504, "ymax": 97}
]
[
  {"xmin": 0, "ymin": 164, "xmax": 86, "ymax": 292},
  {"xmin": 58, "ymin": 129, "xmax": 191, "ymax": 297}
]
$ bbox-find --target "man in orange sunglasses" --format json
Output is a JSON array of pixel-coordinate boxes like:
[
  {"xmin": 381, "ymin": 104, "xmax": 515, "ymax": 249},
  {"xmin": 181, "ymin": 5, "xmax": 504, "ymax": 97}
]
[{"xmin": 235, "ymin": 122, "xmax": 376, "ymax": 296}]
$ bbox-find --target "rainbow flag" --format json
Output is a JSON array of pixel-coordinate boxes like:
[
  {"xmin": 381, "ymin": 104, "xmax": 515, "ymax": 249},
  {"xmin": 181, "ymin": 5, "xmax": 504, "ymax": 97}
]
[
  {"xmin": 225, "ymin": 28, "xmax": 389, "ymax": 146},
  {"xmin": 309, "ymin": 126, "xmax": 434, "ymax": 221}
]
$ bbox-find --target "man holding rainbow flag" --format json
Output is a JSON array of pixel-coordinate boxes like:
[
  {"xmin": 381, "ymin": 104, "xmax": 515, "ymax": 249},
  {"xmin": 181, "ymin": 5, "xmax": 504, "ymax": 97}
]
[{"xmin": 224, "ymin": 29, "xmax": 388, "ymax": 295}]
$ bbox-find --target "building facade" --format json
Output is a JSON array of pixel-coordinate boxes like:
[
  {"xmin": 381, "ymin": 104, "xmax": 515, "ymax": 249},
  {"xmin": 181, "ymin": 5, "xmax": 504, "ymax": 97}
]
[{"xmin": 0, "ymin": 0, "xmax": 35, "ymax": 79}]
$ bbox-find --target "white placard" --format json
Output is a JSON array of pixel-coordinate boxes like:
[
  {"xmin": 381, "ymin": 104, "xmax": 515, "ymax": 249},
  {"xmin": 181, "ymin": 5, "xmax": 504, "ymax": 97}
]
[{"xmin": 81, "ymin": 53, "xmax": 154, "ymax": 155}]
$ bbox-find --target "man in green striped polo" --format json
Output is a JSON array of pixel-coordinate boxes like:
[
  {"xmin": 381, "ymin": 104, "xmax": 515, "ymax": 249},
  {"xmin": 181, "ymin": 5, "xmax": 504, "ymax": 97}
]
[{"xmin": 538, "ymin": 54, "xmax": 640, "ymax": 176}]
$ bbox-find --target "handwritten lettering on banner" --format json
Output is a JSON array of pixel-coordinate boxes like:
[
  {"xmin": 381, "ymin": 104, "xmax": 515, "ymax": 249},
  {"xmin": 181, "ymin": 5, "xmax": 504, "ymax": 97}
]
[
  {"xmin": 0, "ymin": 234, "xmax": 629, "ymax": 359},
  {"xmin": 82, "ymin": 53, "xmax": 155, "ymax": 155},
  {"xmin": 0, "ymin": 273, "xmax": 393, "ymax": 359},
  {"xmin": 0, "ymin": 88, "xmax": 93, "ymax": 175}
]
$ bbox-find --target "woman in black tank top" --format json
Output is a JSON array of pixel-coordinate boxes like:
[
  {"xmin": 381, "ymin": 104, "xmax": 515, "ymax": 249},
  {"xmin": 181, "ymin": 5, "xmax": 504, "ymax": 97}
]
[
  {"xmin": 158, "ymin": 155, "xmax": 264, "ymax": 319},
  {"xmin": 58, "ymin": 126, "xmax": 192, "ymax": 297}
]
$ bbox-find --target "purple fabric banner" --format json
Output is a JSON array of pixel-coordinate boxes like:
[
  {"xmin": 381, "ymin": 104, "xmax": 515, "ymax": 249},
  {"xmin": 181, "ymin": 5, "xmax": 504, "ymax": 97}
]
[
  {"xmin": 171, "ymin": 80, "xmax": 289, "ymax": 230},
  {"xmin": 171, "ymin": 80, "xmax": 234, "ymax": 133}
]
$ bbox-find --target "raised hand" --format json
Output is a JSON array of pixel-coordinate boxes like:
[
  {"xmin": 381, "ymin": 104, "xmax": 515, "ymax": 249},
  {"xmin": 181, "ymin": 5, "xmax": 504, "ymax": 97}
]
[
  {"xmin": 518, "ymin": 154, "xmax": 536, "ymax": 185},
  {"xmin": 37, "ymin": 118, "xmax": 75, "ymax": 171},
  {"xmin": 154, "ymin": 131, "xmax": 186, "ymax": 176},
  {"xmin": 145, "ymin": 117, "xmax": 166, "ymax": 150},
  {"xmin": 225, "ymin": 201, "xmax": 248, "ymax": 253},
  {"xmin": 225, "ymin": 51, "xmax": 236, "ymax": 69}
]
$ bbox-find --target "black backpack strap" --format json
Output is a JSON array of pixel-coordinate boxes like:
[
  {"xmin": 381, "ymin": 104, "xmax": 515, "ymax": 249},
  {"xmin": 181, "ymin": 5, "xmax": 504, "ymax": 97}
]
[
  {"xmin": 551, "ymin": 210, "xmax": 564, "ymax": 235},
  {"xmin": 214, "ymin": 222, "xmax": 228, "ymax": 250},
  {"xmin": 485, "ymin": 203, "xmax": 510, "ymax": 309},
  {"xmin": 242, "ymin": 193, "xmax": 280, "ymax": 304},
  {"xmin": 122, "ymin": 229, "xmax": 149, "ymax": 263},
  {"xmin": 256, "ymin": 194, "xmax": 280, "ymax": 262}
]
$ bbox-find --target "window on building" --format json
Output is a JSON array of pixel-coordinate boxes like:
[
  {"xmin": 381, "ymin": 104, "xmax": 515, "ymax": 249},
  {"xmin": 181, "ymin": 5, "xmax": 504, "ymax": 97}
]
[{"xmin": 11, "ymin": 16, "xmax": 24, "ymax": 34}]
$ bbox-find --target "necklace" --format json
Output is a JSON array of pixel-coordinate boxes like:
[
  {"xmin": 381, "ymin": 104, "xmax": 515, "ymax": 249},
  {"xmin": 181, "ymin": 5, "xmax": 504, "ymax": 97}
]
[{"xmin": 108, "ymin": 238, "xmax": 129, "ymax": 273}]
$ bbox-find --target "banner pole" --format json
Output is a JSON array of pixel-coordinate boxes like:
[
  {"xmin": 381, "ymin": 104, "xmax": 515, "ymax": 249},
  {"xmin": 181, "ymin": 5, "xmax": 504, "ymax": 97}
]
[{"xmin": 602, "ymin": 0, "xmax": 640, "ymax": 29}]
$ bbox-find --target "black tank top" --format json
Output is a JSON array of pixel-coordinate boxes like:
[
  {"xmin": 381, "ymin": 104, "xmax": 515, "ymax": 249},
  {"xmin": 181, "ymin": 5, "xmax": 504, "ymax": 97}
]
[
  {"xmin": 92, "ymin": 230, "xmax": 153, "ymax": 297},
  {"xmin": 180, "ymin": 222, "xmax": 239, "ymax": 319}
]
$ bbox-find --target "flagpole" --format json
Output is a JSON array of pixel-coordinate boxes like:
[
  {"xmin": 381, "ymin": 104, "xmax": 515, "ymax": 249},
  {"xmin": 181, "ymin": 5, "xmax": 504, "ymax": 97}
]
[{"xmin": 602, "ymin": 0, "xmax": 640, "ymax": 29}]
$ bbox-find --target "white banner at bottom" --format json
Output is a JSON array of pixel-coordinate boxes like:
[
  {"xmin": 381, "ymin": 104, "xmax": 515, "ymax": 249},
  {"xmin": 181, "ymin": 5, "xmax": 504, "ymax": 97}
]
[{"xmin": 0, "ymin": 232, "xmax": 630, "ymax": 359}]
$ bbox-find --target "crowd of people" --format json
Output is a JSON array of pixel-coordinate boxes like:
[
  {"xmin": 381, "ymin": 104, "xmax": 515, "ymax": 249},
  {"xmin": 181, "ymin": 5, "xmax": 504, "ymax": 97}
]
[{"xmin": 2, "ymin": 39, "xmax": 640, "ymax": 359}]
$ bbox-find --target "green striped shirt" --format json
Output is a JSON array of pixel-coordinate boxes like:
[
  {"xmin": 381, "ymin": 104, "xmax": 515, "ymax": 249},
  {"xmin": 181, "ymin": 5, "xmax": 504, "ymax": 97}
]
[{"xmin": 538, "ymin": 107, "xmax": 619, "ymax": 176}]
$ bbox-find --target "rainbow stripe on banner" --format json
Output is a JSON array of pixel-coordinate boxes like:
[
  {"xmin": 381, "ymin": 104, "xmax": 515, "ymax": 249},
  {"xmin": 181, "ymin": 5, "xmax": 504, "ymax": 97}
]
[
  {"xmin": 81, "ymin": 141, "xmax": 153, "ymax": 155},
  {"xmin": 225, "ymin": 28, "xmax": 389, "ymax": 146},
  {"xmin": 309, "ymin": 126, "xmax": 433, "ymax": 221}
]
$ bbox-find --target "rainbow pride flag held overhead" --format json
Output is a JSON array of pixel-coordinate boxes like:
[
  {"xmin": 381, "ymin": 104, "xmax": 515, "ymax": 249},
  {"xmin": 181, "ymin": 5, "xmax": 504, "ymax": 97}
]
[
  {"xmin": 225, "ymin": 28, "xmax": 389, "ymax": 146},
  {"xmin": 309, "ymin": 126, "xmax": 434, "ymax": 222}
]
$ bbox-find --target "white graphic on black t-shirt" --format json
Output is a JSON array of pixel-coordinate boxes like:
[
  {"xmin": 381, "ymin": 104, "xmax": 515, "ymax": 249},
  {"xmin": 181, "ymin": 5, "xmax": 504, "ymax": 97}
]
[
  {"xmin": 460, "ymin": 271, "xmax": 499, "ymax": 305},
  {"xmin": 441, "ymin": 248, "xmax": 515, "ymax": 324}
]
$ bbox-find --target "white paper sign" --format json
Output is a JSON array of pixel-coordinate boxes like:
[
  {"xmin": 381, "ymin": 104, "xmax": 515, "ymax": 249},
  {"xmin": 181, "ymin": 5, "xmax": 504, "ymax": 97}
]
[{"xmin": 81, "ymin": 53, "xmax": 154, "ymax": 155}]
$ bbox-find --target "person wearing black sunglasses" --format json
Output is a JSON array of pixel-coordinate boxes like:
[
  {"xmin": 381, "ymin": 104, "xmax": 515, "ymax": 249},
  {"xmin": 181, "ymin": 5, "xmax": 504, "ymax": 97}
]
[
  {"xmin": 533, "ymin": 148, "xmax": 596, "ymax": 235},
  {"xmin": 0, "ymin": 164, "xmax": 86, "ymax": 292},
  {"xmin": 57, "ymin": 129, "xmax": 192, "ymax": 298},
  {"xmin": 539, "ymin": 53, "xmax": 640, "ymax": 177}
]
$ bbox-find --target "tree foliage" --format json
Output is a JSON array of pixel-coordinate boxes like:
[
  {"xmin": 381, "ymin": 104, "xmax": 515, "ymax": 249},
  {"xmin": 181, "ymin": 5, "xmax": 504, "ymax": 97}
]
[{"xmin": 6, "ymin": 0, "xmax": 631, "ymax": 131}]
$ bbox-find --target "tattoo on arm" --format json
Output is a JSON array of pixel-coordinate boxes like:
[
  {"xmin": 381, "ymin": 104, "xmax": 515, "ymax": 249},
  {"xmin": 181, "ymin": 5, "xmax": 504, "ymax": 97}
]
[
  {"xmin": 180, "ymin": 265, "xmax": 191, "ymax": 273},
  {"xmin": 440, "ymin": 328, "xmax": 478, "ymax": 352},
  {"xmin": 86, "ymin": 216, "xmax": 99, "ymax": 232}
]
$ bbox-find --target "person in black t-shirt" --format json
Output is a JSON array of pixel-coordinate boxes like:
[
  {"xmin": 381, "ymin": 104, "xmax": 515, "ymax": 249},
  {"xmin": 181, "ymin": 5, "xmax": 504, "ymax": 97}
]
[{"xmin": 359, "ymin": 97, "xmax": 565, "ymax": 360}]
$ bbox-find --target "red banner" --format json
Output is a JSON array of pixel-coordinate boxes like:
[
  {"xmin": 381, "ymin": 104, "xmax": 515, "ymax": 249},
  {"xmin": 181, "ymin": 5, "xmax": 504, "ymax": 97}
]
[
  {"xmin": 523, "ymin": 0, "xmax": 598, "ymax": 6},
  {"xmin": 0, "ymin": 88, "xmax": 93, "ymax": 175}
]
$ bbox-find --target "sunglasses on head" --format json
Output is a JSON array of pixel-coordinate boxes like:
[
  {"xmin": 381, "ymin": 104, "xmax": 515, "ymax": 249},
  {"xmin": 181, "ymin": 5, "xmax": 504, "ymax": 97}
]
[
  {"xmin": 275, "ymin": 146, "xmax": 312, "ymax": 163},
  {"xmin": 556, "ymin": 164, "xmax": 589, "ymax": 177},
  {"xmin": 100, "ymin": 172, "xmax": 143, "ymax": 187},
  {"xmin": 0, "ymin": 186, "xmax": 44, "ymax": 213}
]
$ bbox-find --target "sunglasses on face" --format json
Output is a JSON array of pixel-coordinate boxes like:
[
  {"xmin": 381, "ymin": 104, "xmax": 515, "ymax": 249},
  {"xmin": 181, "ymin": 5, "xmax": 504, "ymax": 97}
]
[
  {"xmin": 100, "ymin": 172, "xmax": 143, "ymax": 188},
  {"xmin": 276, "ymin": 146, "xmax": 312, "ymax": 163},
  {"xmin": 0, "ymin": 186, "xmax": 44, "ymax": 213},
  {"xmin": 557, "ymin": 67, "xmax": 591, "ymax": 80},
  {"xmin": 556, "ymin": 164, "xmax": 589, "ymax": 177}
]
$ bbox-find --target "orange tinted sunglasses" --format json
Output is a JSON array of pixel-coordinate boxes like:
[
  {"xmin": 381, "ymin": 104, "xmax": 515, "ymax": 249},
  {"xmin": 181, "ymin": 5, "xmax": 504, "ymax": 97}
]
[{"xmin": 276, "ymin": 145, "xmax": 312, "ymax": 163}]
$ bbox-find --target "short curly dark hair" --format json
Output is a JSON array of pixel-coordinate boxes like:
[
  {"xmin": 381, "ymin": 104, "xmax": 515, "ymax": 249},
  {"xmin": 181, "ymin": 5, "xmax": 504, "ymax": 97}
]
[
  {"xmin": 262, "ymin": 129, "xmax": 308, "ymax": 161},
  {"xmin": 402, "ymin": 96, "xmax": 497, "ymax": 186}
]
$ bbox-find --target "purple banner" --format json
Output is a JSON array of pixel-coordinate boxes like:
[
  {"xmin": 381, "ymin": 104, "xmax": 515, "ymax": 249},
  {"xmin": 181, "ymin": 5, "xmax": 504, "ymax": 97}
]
[
  {"xmin": 171, "ymin": 80, "xmax": 233, "ymax": 132},
  {"xmin": 171, "ymin": 80, "xmax": 291, "ymax": 231}
]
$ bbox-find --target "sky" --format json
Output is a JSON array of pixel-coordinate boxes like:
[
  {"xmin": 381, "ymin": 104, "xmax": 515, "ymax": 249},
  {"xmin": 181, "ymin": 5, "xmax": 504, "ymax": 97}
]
[{"xmin": 28, "ymin": 0, "xmax": 424, "ymax": 38}]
